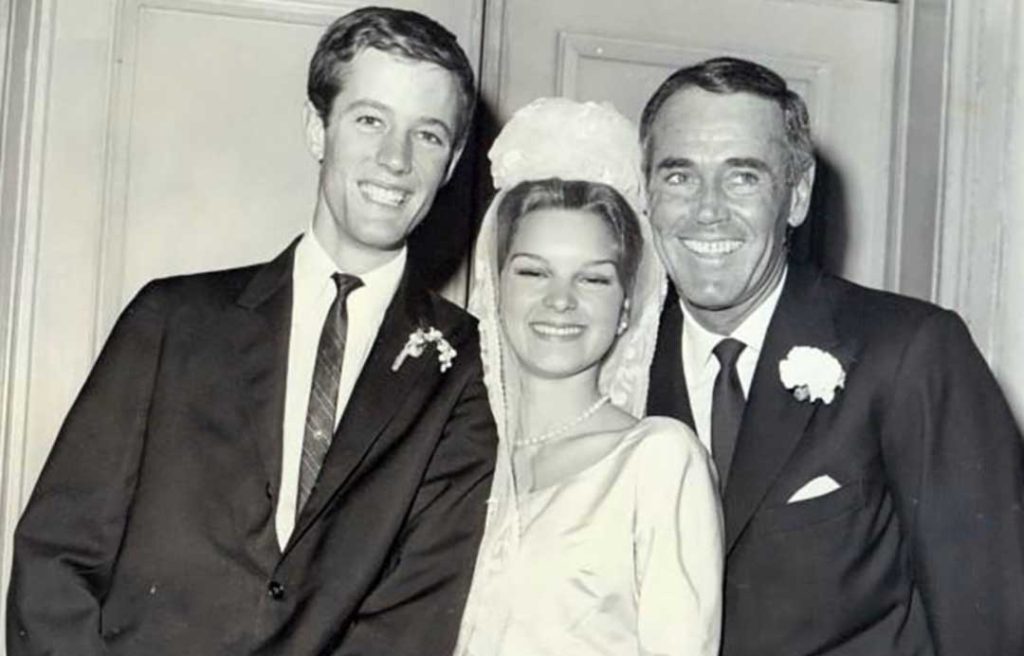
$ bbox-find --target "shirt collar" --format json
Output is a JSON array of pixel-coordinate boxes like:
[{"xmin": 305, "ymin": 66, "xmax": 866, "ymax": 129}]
[
  {"xmin": 680, "ymin": 267, "xmax": 788, "ymax": 372},
  {"xmin": 294, "ymin": 228, "xmax": 406, "ymax": 306}
]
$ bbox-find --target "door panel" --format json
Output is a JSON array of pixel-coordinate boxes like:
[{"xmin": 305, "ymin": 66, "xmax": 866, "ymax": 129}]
[{"xmin": 491, "ymin": 0, "xmax": 899, "ymax": 287}]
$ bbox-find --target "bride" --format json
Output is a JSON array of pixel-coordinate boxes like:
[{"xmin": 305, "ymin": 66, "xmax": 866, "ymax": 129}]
[{"xmin": 455, "ymin": 98, "xmax": 723, "ymax": 655}]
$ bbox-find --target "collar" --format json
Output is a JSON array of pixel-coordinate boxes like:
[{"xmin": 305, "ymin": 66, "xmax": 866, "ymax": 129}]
[
  {"xmin": 680, "ymin": 267, "xmax": 788, "ymax": 374},
  {"xmin": 293, "ymin": 228, "xmax": 406, "ymax": 306}
]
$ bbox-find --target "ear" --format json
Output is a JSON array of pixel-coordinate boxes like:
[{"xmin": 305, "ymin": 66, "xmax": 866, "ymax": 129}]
[
  {"xmin": 443, "ymin": 140, "xmax": 466, "ymax": 184},
  {"xmin": 617, "ymin": 298, "xmax": 631, "ymax": 335},
  {"xmin": 786, "ymin": 160, "xmax": 816, "ymax": 229},
  {"xmin": 303, "ymin": 100, "xmax": 326, "ymax": 162}
]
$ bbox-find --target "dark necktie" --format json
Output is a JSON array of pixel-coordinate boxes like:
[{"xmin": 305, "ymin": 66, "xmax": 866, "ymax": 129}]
[
  {"xmin": 711, "ymin": 338, "xmax": 746, "ymax": 490},
  {"xmin": 297, "ymin": 272, "xmax": 363, "ymax": 515}
]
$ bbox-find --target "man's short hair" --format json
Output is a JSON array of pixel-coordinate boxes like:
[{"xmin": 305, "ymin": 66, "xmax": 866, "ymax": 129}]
[
  {"xmin": 639, "ymin": 57, "xmax": 814, "ymax": 182},
  {"xmin": 307, "ymin": 6, "xmax": 476, "ymax": 148}
]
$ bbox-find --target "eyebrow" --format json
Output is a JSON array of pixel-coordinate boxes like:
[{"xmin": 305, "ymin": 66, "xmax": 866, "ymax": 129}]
[
  {"xmin": 508, "ymin": 253, "xmax": 619, "ymax": 268},
  {"xmin": 654, "ymin": 157, "xmax": 695, "ymax": 172},
  {"xmin": 340, "ymin": 99, "xmax": 454, "ymax": 140},
  {"xmin": 724, "ymin": 157, "xmax": 773, "ymax": 173}
]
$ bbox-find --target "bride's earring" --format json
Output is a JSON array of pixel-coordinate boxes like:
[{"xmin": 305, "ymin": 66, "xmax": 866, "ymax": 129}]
[{"xmin": 616, "ymin": 299, "xmax": 630, "ymax": 335}]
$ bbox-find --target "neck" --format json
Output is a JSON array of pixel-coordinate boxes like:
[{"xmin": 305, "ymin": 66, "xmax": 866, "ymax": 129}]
[
  {"xmin": 517, "ymin": 370, "xmax": 604, "ymax": 443},
  {"xmin": 311, "ymin": 207, "xmax": 403, "ymax": 276},
  {"xmin": 684, "ymin": 261, "xmax": 787, "ymax": 335}
]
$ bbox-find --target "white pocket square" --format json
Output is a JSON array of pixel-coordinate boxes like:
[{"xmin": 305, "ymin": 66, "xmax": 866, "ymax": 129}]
[{"xmin": 787, "ymin": 475, "xmax": 841, "ymax": 503}]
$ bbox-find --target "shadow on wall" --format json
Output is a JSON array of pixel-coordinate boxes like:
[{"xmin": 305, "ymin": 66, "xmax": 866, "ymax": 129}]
[
  {"xmin": 407, "ymin": 99, "xmax": 498, "ymax": 298},
  {"xmin": 791, "ymin": 148, "xmax": 850, "ymax": 275}
]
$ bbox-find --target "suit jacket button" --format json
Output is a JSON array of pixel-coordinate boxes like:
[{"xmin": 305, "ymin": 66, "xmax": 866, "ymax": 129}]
[
  {"xmin": 267, "ymin": 581, "xmax": 285, "ymax": 600},
  {"xmin": 265, "ymin": 482, "xmax": 274, "ymax": 499}
]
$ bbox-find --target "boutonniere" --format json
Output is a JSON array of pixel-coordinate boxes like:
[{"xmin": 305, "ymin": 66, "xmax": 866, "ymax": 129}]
[
  {"xmin": 779, "ymin": 346, "xmax": 846, "ymax": 403},
  {"xmin": 391, "ymin": 326, "xmax": 457, "ymax": 373}
]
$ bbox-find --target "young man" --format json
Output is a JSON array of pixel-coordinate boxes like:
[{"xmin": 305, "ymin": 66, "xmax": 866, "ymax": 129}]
[
  {"xmin": 644, "ymin": 57, "xmax": 1024, "ymax": 656},
  {"xmin": 7, "ymin": 8, "xmax": 496, "ymax": 655}
]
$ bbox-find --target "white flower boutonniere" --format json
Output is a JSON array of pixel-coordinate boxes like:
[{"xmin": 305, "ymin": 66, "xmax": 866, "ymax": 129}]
[
  {"xmin": 391, "ymin": 327, "xmax": 457, "ymax": 373},
  {"xmin": 779, "ymin": 346, "xmax": 846, "ymax": 403}
]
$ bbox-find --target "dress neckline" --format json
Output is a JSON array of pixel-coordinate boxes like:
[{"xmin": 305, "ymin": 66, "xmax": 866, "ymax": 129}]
[{"xmin": 517, "ymin": 418, "xmax": 650, "ymax": 498}]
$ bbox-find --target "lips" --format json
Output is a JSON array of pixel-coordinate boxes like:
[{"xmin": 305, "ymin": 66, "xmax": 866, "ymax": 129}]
[
  {"xmin": 530, "ymin": 322, "xmax": 585, "ymax": 338},
  {"xmin": 358, "ymin": 181, "xmax": 410, "ymax": 207},
  {"xmin": 681, "ymin": 239, "xmax": 743, "ymax": 256}
]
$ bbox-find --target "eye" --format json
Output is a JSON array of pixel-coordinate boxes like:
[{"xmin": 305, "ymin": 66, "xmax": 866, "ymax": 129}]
[
  {"xmin": 662, "ymin": 169, "xmax": 700, "ymax": 194},
  {"xmin": 354, "ymin": 114, "xmax": 385, "ymax": 130},
  {"xmin": 724, "ymin": 169, "xmax": 764, "ymax": 194},
  {"xmin": 510, "ymin": 265, "xmax": 547, "ymax": 279},
  {"xmin": 415, "ymin": 129, "xmax": 447, "ymax": 148},
  {"xmin": 578, "ymin": 273, "xmax": 613, "ymax": 286}
]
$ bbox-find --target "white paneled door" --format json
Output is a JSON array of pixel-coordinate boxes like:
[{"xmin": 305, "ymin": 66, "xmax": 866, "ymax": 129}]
[
  {"xmin": 0, "ymin": 0, "xmax": 483, "ymax": 636},
  {"xmin": 488, "ymin": 0, "xmax": 899, "ymax": 288}
]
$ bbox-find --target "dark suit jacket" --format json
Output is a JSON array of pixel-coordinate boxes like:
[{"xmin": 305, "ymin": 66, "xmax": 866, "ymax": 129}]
[
  {"xmin": 7, "ymin": 241, "xmax": 497, "ymax": 655},
  {"xmin": 648, "ymin": 262, "xmax": 1024, "ymax": 656}
]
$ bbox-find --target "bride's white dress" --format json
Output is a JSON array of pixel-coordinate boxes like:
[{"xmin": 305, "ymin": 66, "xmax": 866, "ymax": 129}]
[{"xmin": 457, "ymin": 417, "xmax": 721, "ymax": 656}]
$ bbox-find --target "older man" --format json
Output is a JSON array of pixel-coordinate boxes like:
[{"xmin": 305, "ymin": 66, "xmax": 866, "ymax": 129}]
[
  {"xmin": 643, "ymin": 57, "xmax": 1024, "ymax": 655},
  {"xmin": 7, "ymin": 8, "xmax": 495, "ymax": 655}
]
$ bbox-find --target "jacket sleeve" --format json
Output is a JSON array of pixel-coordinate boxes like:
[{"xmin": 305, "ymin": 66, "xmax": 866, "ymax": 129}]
[
  {"xmin": 335, "ymin": 337, "xmax": 498, "ymax": 656},
  {"xmin": 6, "ymin": 285, "xmax": 165, "ymax": 656},
  {"xmin": 882, "ymin": 309, "xmax": 1024, "ymax": 655}
]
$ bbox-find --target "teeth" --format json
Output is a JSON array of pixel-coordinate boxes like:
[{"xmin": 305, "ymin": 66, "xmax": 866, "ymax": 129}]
[
  {"xmin": 360, "ymin": 182, "xmax": 408, "ymax": 207},
  {"xmin": 682, "ymin": 239, "xmax": 742, "ymax": 255},
  {"xmin": 532, "ymin": 323, "xmax": 584, "ymax": 337}
]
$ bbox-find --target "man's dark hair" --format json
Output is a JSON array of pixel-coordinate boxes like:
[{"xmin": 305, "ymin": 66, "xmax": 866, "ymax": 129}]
[
  {"xmin": 496, "ymin": 178, "xmax": 643, "ymax": 296},
  {"xmin": 639, "ymin": 56, "xmax": 814, "ymax": 181},
  {"xmin": 307, "ymin": 7, "xmax": 476, "ymax": 148}
]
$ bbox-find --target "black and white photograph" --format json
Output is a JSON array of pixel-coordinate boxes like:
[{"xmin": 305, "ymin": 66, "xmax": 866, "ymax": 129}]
[{"xmin": 0, "ymin": 0, "xmax": 1022, "ymax": 654}]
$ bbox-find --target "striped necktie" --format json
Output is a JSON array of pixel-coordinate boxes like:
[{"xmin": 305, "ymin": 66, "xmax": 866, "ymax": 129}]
[{"xmin": 297, "ymin": 272, "xmax": 363, "ymax": 515}]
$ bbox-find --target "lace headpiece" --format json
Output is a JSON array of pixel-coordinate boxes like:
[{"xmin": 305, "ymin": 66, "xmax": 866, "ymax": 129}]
[{"xmin": 489, "ymin": 97, "xmax": 647, "ymax": 215}]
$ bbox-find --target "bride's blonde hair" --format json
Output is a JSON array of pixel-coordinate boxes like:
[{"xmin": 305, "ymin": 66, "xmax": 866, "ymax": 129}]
[{"xmin": 495, "ymin": 177, "xmax": 643, "ymax": 294}]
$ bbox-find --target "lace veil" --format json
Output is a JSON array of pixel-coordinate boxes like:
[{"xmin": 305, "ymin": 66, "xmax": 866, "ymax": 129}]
[{"xmin": 456, "ymin": 98, "xmax": 667, "ymax": 652}]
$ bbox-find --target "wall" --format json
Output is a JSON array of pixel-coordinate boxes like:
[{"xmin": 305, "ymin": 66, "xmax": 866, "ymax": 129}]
[{"xmin": 935, "ymin": 0, "xmax": 1024, "ymax": 418}]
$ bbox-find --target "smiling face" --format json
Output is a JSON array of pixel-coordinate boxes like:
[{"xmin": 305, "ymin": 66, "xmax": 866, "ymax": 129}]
[
  {"xmin": 646, "ymin": 88, "xmax": 813, "ymax": 334},
  {"xmin": 305, "ymin": 47, "xmax": 462, "ymax": 272},
  {"xmin": 499, "ymin": 208, "xmax": 627, "ymax": 381}
]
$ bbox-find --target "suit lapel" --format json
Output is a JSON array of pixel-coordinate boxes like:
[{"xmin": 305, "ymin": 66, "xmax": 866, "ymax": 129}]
[
  {"xmin": 723, "ymin": 264, "xmax": 839, "ymax": 552},
  {"xmin": 647, "ymin": 284, "xmax": 696, "ymax": 429},
  {"xmin": 286, "ymin": 270, "xmax": 443, "ymax": 548},
  {"xmin": 230, "ymin": 240, "xmax": 298, "ymax": 492}
]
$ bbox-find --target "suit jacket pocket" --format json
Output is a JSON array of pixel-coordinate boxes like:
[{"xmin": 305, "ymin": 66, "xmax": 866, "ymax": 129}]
[{"xmin": 754, "ymin": 478, "xmax": 865, "ymax": 535}]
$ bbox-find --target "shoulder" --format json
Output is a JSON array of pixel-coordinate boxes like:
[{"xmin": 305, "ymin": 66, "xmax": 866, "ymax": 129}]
[
  {"xmin": 629, "ymin": 416, "xmax": 710, "ymax": 470},
  {"xmin": 811, "ymin": 268, "xmax": 972, "ymax": 358},
  {"xmin": 817, "ymin": 270, "xmax": 950, "ymax": 334},
  {"xmin": 119, "ymin": 263, "xmax": 262, "ymax": 324}
]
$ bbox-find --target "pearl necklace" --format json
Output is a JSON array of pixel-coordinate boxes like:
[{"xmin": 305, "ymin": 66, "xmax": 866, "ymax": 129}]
[{"xmin": 516, "ymin": 395, "xmax": 611, "ymax": 447}]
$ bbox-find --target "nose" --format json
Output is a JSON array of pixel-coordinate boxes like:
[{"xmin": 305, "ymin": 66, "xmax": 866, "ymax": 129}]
[
  {"xmin": 695, "ymin": 182, "xmax": 727, "ymax": 224},
  {"xmin": 376, "ymin": 130, "xmax": 413, "ymax": 175},
  {"xmin": 543, "ymin": 280, "xmax": 578, "ymax": 312}
]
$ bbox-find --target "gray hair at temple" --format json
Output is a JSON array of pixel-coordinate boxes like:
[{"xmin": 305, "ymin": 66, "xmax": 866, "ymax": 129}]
[{"xmin": 639, "ymin": 57, "xmax": 815, "ymax": 184}]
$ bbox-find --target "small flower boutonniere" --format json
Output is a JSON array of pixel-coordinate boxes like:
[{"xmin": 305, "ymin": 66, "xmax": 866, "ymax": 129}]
[
  {"xmin": 779, "ymin": 346, "xmax": 846, "ymax": 404},
  {"xmin": 391, "ymin": 327, "xmax": 457, "ymax": 373}
]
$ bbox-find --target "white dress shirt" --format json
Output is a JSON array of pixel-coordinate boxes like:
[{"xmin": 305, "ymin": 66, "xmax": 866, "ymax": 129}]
[
  {"xmin": 680, "ymin": 270, "xmax": 787, "ymax": 452},
  {"xmin": 276, "ymin": 231, "xmax": 406, "ymax": 548}
]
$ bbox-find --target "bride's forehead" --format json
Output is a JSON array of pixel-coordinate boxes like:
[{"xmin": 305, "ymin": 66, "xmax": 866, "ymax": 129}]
[{"xmin": 511, "ymin": 208, "xmax": 618, "ymax": 246}]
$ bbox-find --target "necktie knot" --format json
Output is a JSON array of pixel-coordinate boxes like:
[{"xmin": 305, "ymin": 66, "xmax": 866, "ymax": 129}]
[
  {"xmin": 713, "ymin": 337, "xmax": 745, "ymax": 370},
  {"xmin": 331, "ymin": 272, "xmax": 364, "ymax": 300}
]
